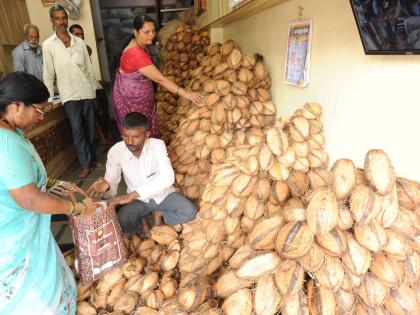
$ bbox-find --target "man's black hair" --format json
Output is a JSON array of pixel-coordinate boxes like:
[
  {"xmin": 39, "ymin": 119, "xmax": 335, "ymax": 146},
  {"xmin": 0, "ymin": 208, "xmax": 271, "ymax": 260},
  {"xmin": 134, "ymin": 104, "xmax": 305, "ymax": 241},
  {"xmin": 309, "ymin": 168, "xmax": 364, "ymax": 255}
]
[{"xmin": 122, "ymin": 112, "xmax": 149, "ymax": 130}]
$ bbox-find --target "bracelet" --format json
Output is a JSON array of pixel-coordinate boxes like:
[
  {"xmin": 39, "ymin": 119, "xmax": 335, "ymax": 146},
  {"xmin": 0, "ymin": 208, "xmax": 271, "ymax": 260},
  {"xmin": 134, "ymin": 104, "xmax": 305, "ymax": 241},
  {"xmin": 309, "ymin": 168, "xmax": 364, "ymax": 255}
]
[
  {"xmin": 47, "ymin": 178, "xmax": 58, "ymax": 189},
  {"xmin": 79, "ymin": 201, "xmax": 87, "ymax": 216},
  {"xmin": 176, "ymin": 86, "xmax": 180, "ymax": 96},
  {"xmin": 68, "ymin": 200, "xmax": 76, "ymax": 216}
]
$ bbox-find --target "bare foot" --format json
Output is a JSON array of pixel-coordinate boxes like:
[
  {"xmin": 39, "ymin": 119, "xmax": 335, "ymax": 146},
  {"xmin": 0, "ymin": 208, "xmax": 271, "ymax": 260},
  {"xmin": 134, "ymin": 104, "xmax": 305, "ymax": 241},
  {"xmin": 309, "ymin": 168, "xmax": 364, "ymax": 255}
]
[{"xmin": 78, "ymin": 168, "xmax": 93, "ymax": 179}]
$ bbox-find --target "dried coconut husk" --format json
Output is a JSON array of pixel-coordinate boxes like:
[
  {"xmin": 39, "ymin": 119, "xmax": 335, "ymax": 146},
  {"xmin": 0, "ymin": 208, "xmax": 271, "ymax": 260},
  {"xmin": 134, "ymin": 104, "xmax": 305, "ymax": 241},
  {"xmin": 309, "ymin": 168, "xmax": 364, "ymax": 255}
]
[
  {"xmin": 377, "ymin": 186, "xmax": 399, "ymax": 228},
  {"xmin": 342, "ymin": 234, "xmax": 372, "ymax": 276},
  {"xmin": 208, "ymin": 43, "xmax": 221, "ymax": 56},
  {"xmin": 273, "ymin": 260, "xmax": 304, "ymax": 296},
  {"xmin": 292, "ymin": 141, "xmax": 309, "ymax": 158},
  {"xmin": 269, "ymin": 162, "xmax": 290, "ymax": 181},
  {"xmin": 107, "ymin": 278, "xmax": 126, "ymax": 307},
  {"xmin": 254, "ymin": 274, "xmax": 282, "ymax": 315},
  {"xmin": 113, "ymin": 291, "xmax": 138, "ymax": 314},
  {"xmin": 254, "ymin": 60, "xmax": 269, "ymax": 80},
  {"xmin": 390, "ymin": 207, "xmax": 418, "ymax": 240},
  {"xmin": 227, "ymin": 48, "xmax": 242, "ymax": 69},
  {"xmin": 306, "ymin": 188, "xmax": 339, "ymax": 236},
  {"xmin": 315, "ymin": 254, "xmax": 344, "ymax": 291},
  {"xmin": 241, "ymin": 215, "xmax": 255, "ymax": 233},
  {"xmin": 206, "ymin": 220, "xmax": 225, "ymax": 244},
  {"xmin": 350, "ymin": 185, "xmax": 382, "ymax": 226},
  {"xmin": 287, "ymin": 171, "xmax": 310, "ymax": 197},
  {"xmin": 370, "ymin": 252, "xmax": 405, "ymax": 288},
  {"xmin": 308, "ymin": 169, "xmax": 330, "ymax": 189},
  {"xmin": 337, "ymin": 203, "xmax": 354, "ymax": 231},
  {"xmin": 97, "ymin": 266, "xmax": 123, "ymax": 294},
  {"xmin": 276, "ymin": 221, "xmax": 314, "ymax": 259},
  {"xmin": 283, "ymin": 198, "xmax": 306, "ymax": 222},
  {"xmin": 358, "ymin": 273, "xmax": 389, "ymax": 308},
  {"xmin": 89, "ymin": 290, "xmax": 107, "ymax": 309},
  {"xmin": 266, "ymin": 125, "xmax": 289, "ymax": 156},
  {"xmin": 129, "ymin": 234, "xmax": 141, "ymax": 252},
  {"xmin": 330, "ymin": 159, "xmax": 356, "ymax": 199},
  {"xmin": 160, "ymin": 298, "xmax": 188, "ymax": 315},
  {"xmin": 383, "ymin": 229, "xmax": 413, "ymax": 261},
  {"xmin": 177, "ymin": 276, "xmax": 209, "ymax": 312},
  {"xmin": 202, "ymin": 242, "xmax": 220, "ymax": 260},
  {"xmin": 255, "ymin": 177, "xmax": 271, "ymax": 201},
  {"xmin": 132, "ymin": 306, "xmax": 158, "ymax": 315},
  {"xmin": 222, "ymin": 288, "xmax": 253, "ymax": 315},
  {"xmin": 232, "ymin": 173, "xmax": 253, "ymax": 197},
  {"xmin": 76, "ymin": 302, "xmax": 97, "ymax": 315},
  {"xmin": 354, "ymin": 220, "xmax": 388, "ymax": 252},
  {"xmin": 225, "ymin": 194, "xmax": 244, "ymax": 217},
  {"xmin": 281, "ymin": 290, "xmax": 309, "ymax": 315},
  {"xmin": 224, "ymin": 215, "xmax": 240, "ymax": 235},
  {"xmin": 316, "ymin": 227, "xmax": 348, "ymax": 257},
  {"xmin": 206, "ymin": 254, "xmax": 223, "ymax": 275},
  {"xmin": 236, "ymin": 251, "xmax": 281, "ymax": 281},
  {"xmin": 364, "ymin": 149, "xmax": 396, "ymax": 196},
  {"xmin": 396, "ymin": 177, "xmax": 420, "ymax": 210},
  {"xmin": 160, "ymin": 278, "xmax": 178, "ymax": 299},
  {"xmin": 144, "ymin": 290, "xmax": 165, "ymax": 310},
  {"xmin": 307, "ymin": 280, "xmax": 337, "ymax": 315},
  {"xmin": 221, "ymin": 39, "xmax": 235, "ymax": 56},
  {"xmin": 124, "ymin": 274, "xmax": 142, "ymax": 293},
  {"xmin": 150, "ymin": 225, "xmax": 178, "ymax": 245},
  {"xmin": 229, "ymin": 245, "xmax": 255, "ymax": 269},
  {"xmin": 384, "ymin": 284, "xmax": 419, "ymax": 315},
  {"xmin": 303, "ymin": 102, "xmax": 322, "ymax": 118},
  {"xmin": 341, "ymin": 267, "xmax": 363, "ymax": 292},
  {"xmin": 354, "ymin": 303, "xmax": 388, "ymax": 315},
  {"xmin": 336, "ymin": 289, "xmax": 355, "ymax": 314},
  {"xmin": 271, "ymin": 181, "xmax": 290, "ymax": 205},
  {"xmin": 192, "ymin": 300, "xmax": 222, "ymax": 315},
  {"xmin": 138, "ymin": 272, "xmax": 159, "ymax": 295},
  {"xmin": 150, "ymin": 244, "xmax": 166, "ymax": 264},
  {"xmin": 298, "ymin": 242, "xmax": 325, "ymax": 273},
  {"xmin": 122, "ymin": 255, "xmax": 146, "ymax": 278},
  {"xmin": 213, "ymin": 166, "xmax": 239, "ymax": 187},
  {"xmin": 215, "ymin": 268, "xmax": 253, "ymax": 298},
  {"xmin": 161, "ymin": 250, "xmax": 180, "ymax": 271},
  {"xmin": 77, "ymin": 282, "xmax": 93, "ymax": 302},
  {"xmin": 249, "ymin": 215, "xmax": 283, "ymax": 250},
  {"xmin": 404, "ymin": 251, "xmax": 420, "ymax": 287}
]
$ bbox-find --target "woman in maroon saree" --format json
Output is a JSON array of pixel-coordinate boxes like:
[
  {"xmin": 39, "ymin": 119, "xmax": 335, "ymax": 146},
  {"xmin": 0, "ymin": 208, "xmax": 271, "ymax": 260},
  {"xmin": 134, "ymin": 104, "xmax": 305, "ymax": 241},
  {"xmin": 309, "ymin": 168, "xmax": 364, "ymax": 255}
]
[{"xmin": 112, "ymin": 15, "xmax": 202, "ymax": 138}]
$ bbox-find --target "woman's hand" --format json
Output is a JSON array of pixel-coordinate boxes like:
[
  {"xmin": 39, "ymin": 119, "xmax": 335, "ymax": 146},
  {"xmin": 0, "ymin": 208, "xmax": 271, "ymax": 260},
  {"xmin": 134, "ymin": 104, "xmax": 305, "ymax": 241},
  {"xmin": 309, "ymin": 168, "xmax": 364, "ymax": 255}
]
[{"xmin": 184, "ymin": 91, "xmax": 203, "ymax": 105}]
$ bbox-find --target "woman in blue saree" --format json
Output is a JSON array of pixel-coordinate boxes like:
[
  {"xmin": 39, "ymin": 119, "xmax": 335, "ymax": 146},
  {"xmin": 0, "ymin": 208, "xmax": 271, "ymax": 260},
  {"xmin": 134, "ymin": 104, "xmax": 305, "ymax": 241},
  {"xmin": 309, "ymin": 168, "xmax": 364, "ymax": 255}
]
[{"xmin": 0, "ymin": 72, "xmax": 96, "ymax": 314}]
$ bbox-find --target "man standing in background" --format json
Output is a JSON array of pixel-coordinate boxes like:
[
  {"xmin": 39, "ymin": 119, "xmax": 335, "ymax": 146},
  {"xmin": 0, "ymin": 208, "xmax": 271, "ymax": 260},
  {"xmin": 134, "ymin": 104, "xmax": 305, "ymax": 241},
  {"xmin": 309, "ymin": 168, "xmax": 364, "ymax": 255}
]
[
  {"xmin": 12, "ymin": 24, "xmax": 43, "ymax": 81},
  {"xmin": 43, "ymin": 4, "xmax": 98, "ymax": 179},
  {"xmin": 69, "ymin": 24, "xmax": 93, "ymax": 56}
]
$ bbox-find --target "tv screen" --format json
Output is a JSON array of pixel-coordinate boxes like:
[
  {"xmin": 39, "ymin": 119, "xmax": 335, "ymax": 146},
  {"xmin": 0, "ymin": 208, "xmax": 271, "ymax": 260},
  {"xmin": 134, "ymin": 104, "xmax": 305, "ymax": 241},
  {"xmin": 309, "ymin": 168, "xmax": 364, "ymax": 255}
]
[{"xmin": 349, "ymin": 0, "xmax": 420, "ymax": 54}]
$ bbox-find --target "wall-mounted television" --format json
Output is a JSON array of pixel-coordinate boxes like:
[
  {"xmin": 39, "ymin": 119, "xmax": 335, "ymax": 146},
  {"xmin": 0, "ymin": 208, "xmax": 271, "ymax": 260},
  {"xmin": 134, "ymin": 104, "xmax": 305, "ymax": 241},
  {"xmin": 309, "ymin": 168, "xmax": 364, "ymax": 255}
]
[{"xmin": 349, "ymin": 0, "xmax": 420, "ymax": 55}]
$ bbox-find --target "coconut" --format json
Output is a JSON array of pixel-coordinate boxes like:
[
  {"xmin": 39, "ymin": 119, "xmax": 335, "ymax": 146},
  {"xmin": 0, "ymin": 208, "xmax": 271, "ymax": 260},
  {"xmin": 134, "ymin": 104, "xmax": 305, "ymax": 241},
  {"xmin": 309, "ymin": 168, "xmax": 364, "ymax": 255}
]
[
  {"xmin": 192, "ymin": 300, "xmax": 222, "ymax": 315},
  {"xmin": 370, "ymin": 252, "xmax": 405, "ymax": 288},
  {"xmin": 283, "ymin": 198, "xmax": 306, "ymax": 222},
  {"xmin": 298, "ymin": 242, "xmax": 325, "ymax": 273},
  {"xmin": 396, "ymin": 177, "xmax": 420, "ymax": 210},
  {"xmin": 364, "ymin": 149, "xmax": 395, "ymax": 195},
  {"xmin": 150, "ymin": 225, "xmax": 178, "ymax": 245},
  {"xmin": 113, "ymin": 291, "xmax": 138, "ymax": 314},
  {"xmin": 269, "ymin": 162, "xmax": 290, "ymax": 181},
  {"xmin": 254, "ymin": 274, "xmax": 282, "ymax": 315},
  {"xmin": 255, "ymin": 177, "xmax": 271, "ymax": 201},
  {"xmin": 160, "ymin": 298, "xmax": 188, "ymax": 315},
  {"xmin": 350, "ymin": 185, "xmax": 382, "ymax": 226},
  {"xmin": 215, "ymin": 269, "xmax": 253, "ymax": 298},
  {"xmin": 178, "ymin": 276, "xmax": 209, "ymax": 312},
  {"xmin": 229, "ymin": 245, "xmax": 255, "ymax": 269},
  {"xmin": 384, "ymin": 284, "xmax": 419, "ymax": 315},
  {"xmin": 281, "ymin": 290, "xmax": 309, "ymax": 315},
  {"xmin": 206, "ymin": 255, "xmax": 223, "ymax": 275},
  {"xmin": 316, "ymin": 227, "xmax": 348, "ymax": 257},
  {"xmin": 221, "ymin": 39, "xmax": 235, "ymax": 56},
  {"xmin": 354, "ymin": 220, "xmax": 388, "ymax": 252},
  {"xmin": 342, "ymin": 234, "xmax": 372, "ymax": 276},
  {"xmin": 144, "ymin": 290, "xmax": 165, "ymax": 310},
  {"xmin": 227, "ymin": 49, "xmax": 242, "ymax": 69},
  {"xmin": 266, "ymin": 126, "xmax": 288, "ymax": 156},
  {"xmin": 358, "ymin": 273, "xmax": 389, "ymax": 308},
  {"xmin": 276, "ymin": 221, "xmax": 314, "ymax": 259},
  {"xmin": 404, "ymin": 251, "xmax": 420, "ymax": 287},
  {"xmin": 222, "ymin": 288, "xmax": 253, "ymax": 315},
  {"xmin": 76, "ymin": 302, "xmax": 97, "ymax": 315},
  {"xmin": 160, "ymin": 278, "xmax": 178, "ymax": 299},
  {"xmin": 161, "ymin": 250, "xmax": 180, "ymax": 271},
  {"xmin": 249, "ymin": 215, "xmax": 283, "ymax": 250},
  {"xmin": 337, "ymin": 203, "xmax": 355, "ymax": 231},
  {"xmin": 77, "ymin": 282, "xmax": 93, "ymax": 302},
  {"xmin": 341, "ymin": 267, "xmax": 363, "ymax": 292},
  {"xmin": 390, "ymin": 207, "xmax": 418, "ymax": 240},
  {"xmin": 271, "ymin": 181, "xmax": 290, "ymax": 205},
  {"xmin": 287, "ymin": 171, "xmax": 310, "ymax": 197},
  {"xmin": 336, "ymin": 289, "xmax": 355, "ymax": 315},
  {"xmin": 97, "ymin": 266, "xmax": 123, "ymax": 294},
  {"xmin": 273, "ymin": 260, "xmax": 304, "ymax": 296},
  {"xmin": 308, "ymin": 169, "xmax": 330, "ymax": 189},
  {"xmin": 330, "ymin": 159, "xmax": 356, "ymax": 199},
  {"xmin": 122, "ymin": 255, "xmax": 147, "ymax": 278},
  {"xmin": 150, "ymin": 245, "xmax": 167, "ymax": 264},
  {"xmin": 236, "ymin": 251, "xmax": 281, "ymax": 281},
  {"xmin": 307, "ymin": 280, "xmax": 336, "ymax": 315},
  {"xmin": 132, "ymin": 307, "xmax": 159, "ymax": 315},
  {"xmin": 383, "ymin": 229, "xmax": 413, "ymax": 261},
  {"xmin": 232, "ymin": 173, "xmax": 252, "ymax": 197},
  {"xmin": 377, "ymin": 186, "xmax": 399, "ymax": 228},
  {"xmin": 306, "ymin": 188, "xmax": 339, "ymax": 236},
  {"xmin": 107, "ymin": 278, "xmax": 126, "ymax": 307},
  {"xmin": 315, "ymin": 255, "xmax": 344, "ymax": 291},
  {"xmin": 138, "ymin": 272, "xmax": 159, "ymax": 295}
]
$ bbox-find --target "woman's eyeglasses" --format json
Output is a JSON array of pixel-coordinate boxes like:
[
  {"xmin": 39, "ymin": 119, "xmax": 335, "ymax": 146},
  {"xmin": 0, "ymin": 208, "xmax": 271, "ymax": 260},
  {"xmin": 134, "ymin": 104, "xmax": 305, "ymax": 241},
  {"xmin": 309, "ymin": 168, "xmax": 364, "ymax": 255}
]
[{"xmin": 32, "ymin": 104, "xmax": 52, "ymax": 115}]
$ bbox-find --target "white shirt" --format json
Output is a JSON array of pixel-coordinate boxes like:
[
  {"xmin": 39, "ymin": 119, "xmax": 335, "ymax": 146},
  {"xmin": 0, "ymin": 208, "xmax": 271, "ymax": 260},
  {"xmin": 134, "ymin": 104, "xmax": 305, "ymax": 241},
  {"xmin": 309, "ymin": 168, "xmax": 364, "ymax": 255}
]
[
  {"xmin": 42, "ymin": 33, "xmax": 96, "ymax": 104},
  {"xmin": 104, "ymin": 138, "xmax": 177, "ymax": 204}
]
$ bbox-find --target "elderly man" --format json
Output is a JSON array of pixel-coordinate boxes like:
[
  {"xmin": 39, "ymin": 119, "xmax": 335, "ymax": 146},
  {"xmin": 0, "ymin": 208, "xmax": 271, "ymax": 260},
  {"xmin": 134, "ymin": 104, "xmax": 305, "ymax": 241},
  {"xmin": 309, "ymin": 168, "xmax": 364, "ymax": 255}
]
[
  {"xmin": 12, "ymin": 24, "xmax": 43, "ymax": 81},
  {"xmin": 43, "ymin": 4, "xmax": 98, "ymax": 179},
  {"xmin": 87, "ymin": 112, "xmax": 197, "ymax": 234}
]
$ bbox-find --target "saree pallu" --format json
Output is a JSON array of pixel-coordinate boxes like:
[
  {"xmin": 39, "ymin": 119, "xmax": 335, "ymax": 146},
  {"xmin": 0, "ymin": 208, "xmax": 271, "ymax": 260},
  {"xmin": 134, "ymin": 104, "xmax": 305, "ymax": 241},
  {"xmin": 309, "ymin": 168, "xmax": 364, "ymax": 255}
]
[{"xmin": 112, "ymin": 70, "xmax": 160, "ymax": 138}]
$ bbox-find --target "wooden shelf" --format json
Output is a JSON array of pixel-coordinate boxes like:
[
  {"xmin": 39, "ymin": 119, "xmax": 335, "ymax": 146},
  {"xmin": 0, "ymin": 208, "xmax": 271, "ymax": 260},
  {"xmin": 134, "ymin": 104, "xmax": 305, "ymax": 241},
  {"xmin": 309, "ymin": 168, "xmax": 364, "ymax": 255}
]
[{"xmin": 199, "ymin": 0, "xmax": 291, "ymax": 29}]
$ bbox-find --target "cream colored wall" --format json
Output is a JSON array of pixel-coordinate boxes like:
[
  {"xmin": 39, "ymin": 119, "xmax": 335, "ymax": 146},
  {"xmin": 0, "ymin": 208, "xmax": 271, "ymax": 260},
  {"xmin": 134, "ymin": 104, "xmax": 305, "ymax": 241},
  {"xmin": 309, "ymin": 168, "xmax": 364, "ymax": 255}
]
[
  {"xmin": 26, "ymin": 0, "xmax": 101, "ymax": 80},
  {"xmin": 222, "ymin": 0, "xmax": 420, "ymax": 180}
]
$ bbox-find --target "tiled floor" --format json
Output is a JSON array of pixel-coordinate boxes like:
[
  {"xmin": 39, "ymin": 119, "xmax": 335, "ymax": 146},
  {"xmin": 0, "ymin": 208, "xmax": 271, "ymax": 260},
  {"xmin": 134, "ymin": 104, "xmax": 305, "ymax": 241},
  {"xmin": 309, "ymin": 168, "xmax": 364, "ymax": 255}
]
[{"xmin": 51, "ymin": 144, "xmax": 128, "ymax": 251}]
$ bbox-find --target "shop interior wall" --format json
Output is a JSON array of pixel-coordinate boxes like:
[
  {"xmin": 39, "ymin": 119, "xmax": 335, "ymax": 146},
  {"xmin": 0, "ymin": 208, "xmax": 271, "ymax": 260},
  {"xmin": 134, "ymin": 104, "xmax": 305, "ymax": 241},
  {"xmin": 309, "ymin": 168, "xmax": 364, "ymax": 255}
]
[
  {"xmin": 26, "ymin": 0, "xmax": 102, "ymax": 81},
  {"xmin": 222, "ymin": 0, "xmax": 420, "ymax": 180}
]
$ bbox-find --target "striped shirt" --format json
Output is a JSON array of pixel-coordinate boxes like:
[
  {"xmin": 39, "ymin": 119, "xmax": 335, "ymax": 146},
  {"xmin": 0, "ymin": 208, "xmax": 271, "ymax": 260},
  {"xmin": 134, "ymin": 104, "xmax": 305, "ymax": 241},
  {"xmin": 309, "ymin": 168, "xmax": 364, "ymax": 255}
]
[{"xmin": 12, "ymin": 41, "xmax": 43, "ymax": 81}]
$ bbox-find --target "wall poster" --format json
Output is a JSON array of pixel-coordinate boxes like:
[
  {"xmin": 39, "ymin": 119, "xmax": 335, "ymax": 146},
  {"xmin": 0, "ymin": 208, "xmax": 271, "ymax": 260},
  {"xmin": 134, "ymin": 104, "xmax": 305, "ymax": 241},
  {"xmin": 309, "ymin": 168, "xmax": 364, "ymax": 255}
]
[{"xmin": 284, "ymin": 19, "xmax": 312, "ymax": 88}]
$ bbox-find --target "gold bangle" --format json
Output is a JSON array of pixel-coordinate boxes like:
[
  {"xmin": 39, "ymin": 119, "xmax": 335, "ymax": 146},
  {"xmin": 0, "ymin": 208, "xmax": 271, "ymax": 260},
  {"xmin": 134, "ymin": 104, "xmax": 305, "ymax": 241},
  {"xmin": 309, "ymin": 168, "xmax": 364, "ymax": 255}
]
[
  {"xmin": 79, "ymin": 201, "xmax": 87, "ymax": 216},
  {"xmin": 68, "ymin": 200, "xmax": 76, "ymax": 216}
]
